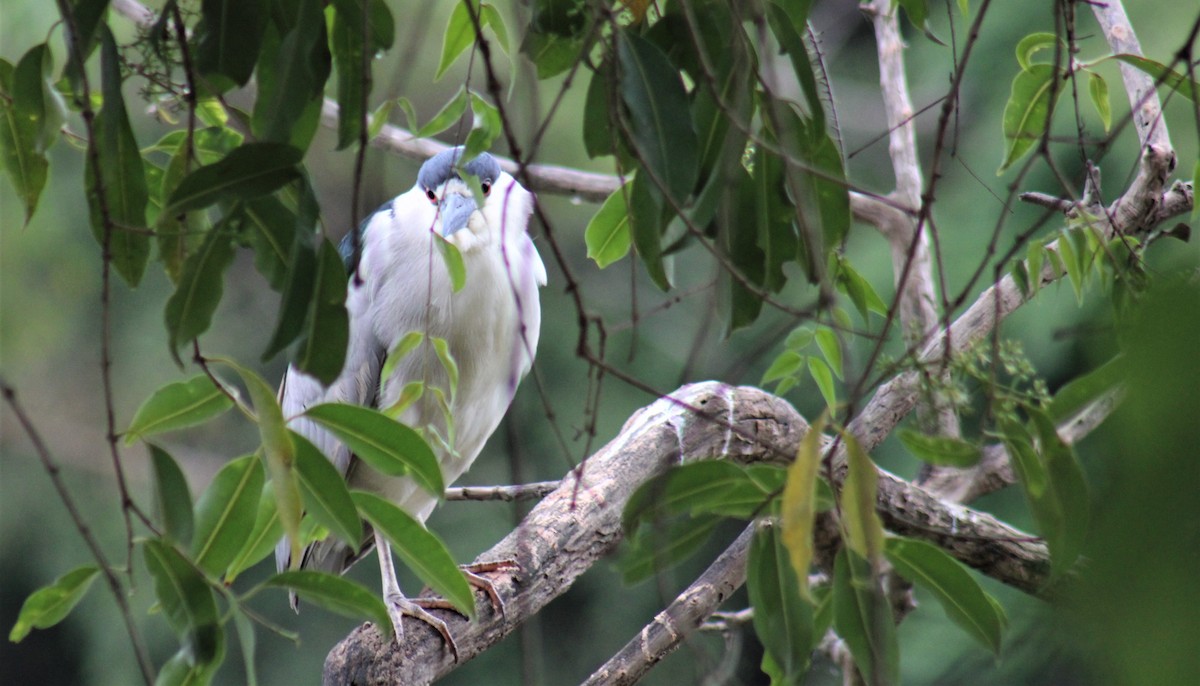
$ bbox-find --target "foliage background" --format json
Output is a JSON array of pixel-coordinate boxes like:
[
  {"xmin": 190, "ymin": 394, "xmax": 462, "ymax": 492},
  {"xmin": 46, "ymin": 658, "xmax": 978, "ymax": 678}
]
[{"xmin": 1, "ymin": 1, "xmax": 1196, "ymax": 684}]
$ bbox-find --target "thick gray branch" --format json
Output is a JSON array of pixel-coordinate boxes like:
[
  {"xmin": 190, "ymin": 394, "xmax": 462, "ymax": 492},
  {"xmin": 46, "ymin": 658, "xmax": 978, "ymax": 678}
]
[{"xmin": 1090, "ymin": 0, "xmax": 1171, "ymax": 152}]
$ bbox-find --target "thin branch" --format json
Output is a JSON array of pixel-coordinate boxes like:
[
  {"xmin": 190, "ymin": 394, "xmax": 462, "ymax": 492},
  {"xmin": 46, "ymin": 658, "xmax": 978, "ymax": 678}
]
[
  {"xmin": 1, "ymin": 381, "xmax": 155, "ymax": 685},
  {"xmin": 1090, "ymin": 0, "xmax": 1172, "ymax": 152},
  {"xmin": 445, "ymin": 481, "xmax": 560, "ymax": 502}
]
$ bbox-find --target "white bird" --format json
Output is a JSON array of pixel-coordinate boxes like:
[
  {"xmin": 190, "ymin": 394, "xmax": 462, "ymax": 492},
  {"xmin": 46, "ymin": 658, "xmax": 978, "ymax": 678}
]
[{"xmin": 275, "ymin": 147, "xmax": 545, "ymax": 651}]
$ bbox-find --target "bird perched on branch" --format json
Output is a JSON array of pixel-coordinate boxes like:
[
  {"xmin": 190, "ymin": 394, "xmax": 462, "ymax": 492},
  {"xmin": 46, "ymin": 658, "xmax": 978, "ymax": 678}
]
[{"xmin": 275, "ymin": 147, "xmax": 545, "ymax": 652}]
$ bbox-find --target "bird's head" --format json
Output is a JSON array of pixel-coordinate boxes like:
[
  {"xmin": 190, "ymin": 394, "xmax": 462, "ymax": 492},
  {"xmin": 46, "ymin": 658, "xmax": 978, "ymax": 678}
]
[{"xmin": 417, "ymin": 147, "xmax": 506, "ymax": 242}]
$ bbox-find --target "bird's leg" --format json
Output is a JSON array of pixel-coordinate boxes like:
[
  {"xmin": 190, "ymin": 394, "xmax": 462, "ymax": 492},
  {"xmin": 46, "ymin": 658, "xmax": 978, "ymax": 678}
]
[
  {"xmin": 415, "ymin": 560, "xmax": 519, "ymax": 619},
  {"xmin": 376, "ymin": 531, "xmax": 460, "ymax": 661}
]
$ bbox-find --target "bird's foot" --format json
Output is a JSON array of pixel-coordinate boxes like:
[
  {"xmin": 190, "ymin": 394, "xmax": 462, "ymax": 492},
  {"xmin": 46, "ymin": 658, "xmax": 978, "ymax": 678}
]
[
  {"xmin": 462, "ymin": 559, "xmax": 518, "ymax": 619},
  {"xmin": 386, "ymin": 592, "xmax": 460, "ymax": 662}
]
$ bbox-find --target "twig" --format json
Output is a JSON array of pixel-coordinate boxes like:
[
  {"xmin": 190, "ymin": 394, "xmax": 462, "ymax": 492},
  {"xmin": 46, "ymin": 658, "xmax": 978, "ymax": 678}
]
[
  {"xmin": 1, "ymin": 381, "xmax": 156, "ymax": 685},
  {"xmin": 445, "ymin": 481, "xmax": 560, "ymax": 502},
  {"xmin": 581, "ymin": 527, "xmax": 755, "ymax": 686}
]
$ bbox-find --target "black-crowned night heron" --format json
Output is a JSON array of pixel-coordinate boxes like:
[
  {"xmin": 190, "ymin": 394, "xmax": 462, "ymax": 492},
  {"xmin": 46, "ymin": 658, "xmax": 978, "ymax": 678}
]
[{"xmin": 275, "ymin": 147, "xmax": 545, "ymax": 652}]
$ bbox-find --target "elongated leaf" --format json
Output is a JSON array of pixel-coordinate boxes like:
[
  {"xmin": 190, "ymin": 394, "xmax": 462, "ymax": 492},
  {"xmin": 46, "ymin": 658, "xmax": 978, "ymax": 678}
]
[
  {"xmin": 304, "ymin": 403, "xmax": 443, "ymax": 496},
  {"xmin": 1015, "ymin": 32, "xmax": 1063, "ymax": 71},
  {"xmin": 898, "ymin": 429, "xmax": 982, "ymax": 467},
  {"xmin": 353, "ymin": 491, "xmax": 474, "ymax": 618},
  {"xmin": 381, "ymin": 331, "xmax": 425, "ymax": 383},
  {"xmin": 8, "ymin": 565, "xmax": 100, "ymax": 642},
  {"xmin": 623, "ymin": 461, "xmax": 775, "ymax": 533},
  {"xmin": 241, "ymin": 196, "xmax": 297, "ymax": 291},
  {"xmin": 265, "ymin": 570, "xmax": 390, "ymax": 635},
  {"xmin": 815, "ymin": 328, "xmax": 843, "ymax": 380},
  {"xmin": 164, "ymin": 215, "xmax": 238, "ymax": 358},
  {"xmin": 226, "ymin": 481, "xmax": 284, "ymax": 581},
  {"xmin": 620, "ymin": 514, "xmax": 720, "ymax": 584},
  {"xmin": 520, "ymin": 31, "xmax": 583, "ymax": 80},
  {"xmin": 91, "ymin": 26, "xmax": 150, "ymax": 286},
  {"xmin": 616, "ymin": 31, "xmax": 698, "ymax": 205},
  {"xmin": 1000, "ymin": 63, "xmax": 1059, "ymax": 172},
  {"xmin": 749, "ymin": 524, "xmax": 815, "ymax": 682},
  {"xmin": 435, "ymin": 234, "xmax": 467, "ymax": 292},
  {"xmin": 582, "ymin": 64, "xmax": 617, "ymax": 158},
  {"xmin": 252, "ymin": 0, "xmax": 330, "ymax": 149},
  {"xmin": 885, "ymin": 536, "xmax": 1006, "ymax": 654},
  {"xmin": 780, "ymin": 417, "xmax": 824, "ymax": 601},
  {"xmin": 1111, "ymin": 54, "xmax": 1197, "ymax": 101},
  {"xmin": 762, "ymin": 350, "xmax": 805, "ymax": 385},
  {"xmin": 125, "ymin": 375, "xmax": 233, "ymax": 444},
  {"xmin": 230, "ymin": 605, "xmax": 258, "ymax": 686},
  {"xmin": 808, "ymin": 356, "xmax": 837, "ymax": 411},
  {"xmin": 191, "ymin": 454, "xmax": 265, "ymax": 576},
  {"xmin": 221, "ymin": 360, "xmax": 303, "ymax": 567},
  {"xmin": 291, "ymin": 430, "xmax": 361, "ymax": 552},
  {"xmin": 148, "ymin": 444, "xmax": 195, "ymax": 546},
  {"xmin": 479, "ymin": 4, "xmax": 509, "ymax": 53},
  {"xmin": 293, "ymin": 238, "xmax": 349, "ymax": 385},
  {"xmin": 836, "ymin": 257, "xmax": 889, "ymax": 319},
  {"xmin": 263, "ymin": 238, "xmax": 317, "ymax": 361},
  {"xmin": 840, "ymin": 433, "xmax": 883, "ymax": 561},
  {"xmin": 163, "ymin": 142, "xmax": 303, "ymax": 217},
  {"xmin": 155, "ymin": 631, "xmax": 225, "ymax": 686},
  {"xmin": 416, "ymin": 87, "xmax": 469, "ymax": 138},
  {"xmin": 1047, "ymin": 355, "xmax": 1122, "ymax": 423},
  {"xmin": 1087, "ymin": 71, "xmax": 1111, "ymax": 131},
  {"xmin": 0, "ymin": 44, "xmax": 58, "ymax": 225},
  {"xmin": 193, "ymin": 0, "xmax": 267, "ymax": 90},
  {"xmin": 143, "ymin": 539, "xmax": 221, "ymax": 664},
  {"xmin": 766, "ymin": 2, "xmax": 822, "ymax": 129},
  {"xmin": 832, "ymin": 548, "xmax": 900, "ymax": 686},
  {"xmin": 628, "ymin": 172, "xmax": 671, "ymax": 290},
  {"xmin": 463, "ymin": 92, "xmax": 501, "ymax": 165},
  {"xmin": 1030, "ymin": 409, "xmax": 1090, "ymax": 579},
  {"xmin": 329, "ymin": 6, "xmax": 366, "ymax": 150},
  {"xmin": 437, "ymin": 0, "xmax": 475, "ymax": 79}
]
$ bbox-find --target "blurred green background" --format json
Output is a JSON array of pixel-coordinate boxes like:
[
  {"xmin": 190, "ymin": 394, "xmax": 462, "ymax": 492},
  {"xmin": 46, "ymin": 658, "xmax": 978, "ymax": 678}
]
[{"xmin": 2, "ymin": 1, "xmax": 1197, "ymax": 684}]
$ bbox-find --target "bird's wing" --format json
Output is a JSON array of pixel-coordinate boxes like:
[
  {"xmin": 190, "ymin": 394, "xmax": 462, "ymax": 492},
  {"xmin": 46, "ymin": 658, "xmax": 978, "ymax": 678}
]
[{"xmin": 274, "ymin": 203, "xmax": 393, "ymax": 575}]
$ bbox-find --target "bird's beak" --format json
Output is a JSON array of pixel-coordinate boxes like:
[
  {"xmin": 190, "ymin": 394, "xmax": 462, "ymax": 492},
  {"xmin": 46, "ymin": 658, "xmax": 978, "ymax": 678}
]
[{"xmin": 438, "ymin": 193, "xmax": 477, "ymax": 237}]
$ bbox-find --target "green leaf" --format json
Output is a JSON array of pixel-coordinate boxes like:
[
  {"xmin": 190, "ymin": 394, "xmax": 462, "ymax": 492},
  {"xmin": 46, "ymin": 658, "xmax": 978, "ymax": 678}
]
[
  {"xmin": 263, "ymin": 237, "xmax": 317, "ymax": 361},
  {"xmin": 898, "ymin": 429, "xmax": 983, "ymax": 467},
  {"xmin": 585, "ymin": 182, "xmax": 632, "ymax": 268},
  {"xmin": 415, "ymin": 87, "xmax": 469, "ymax": 138},
  {"xmin": 885, "ymin": 536, "xmax": 1006, "ymax": 654},
  {"xmin": 252, "ymin": 0, "xmax": 330, "ymax": 149},
  {"xmin": 479, "ymin": 4, "xmax": 509, "ymax": 53},
  {"xmin": 125, "ymin": 375, "xmax": 233, "ymax": 444},
  {"xmin": 240, "ymin": 196, "xmax": 297, "ymax": 291},
  {"xmin": 626, "ymin": 172, "xmax": 672, "ymax": 290},
  {"xmin": 8, "ymin": 565, "xmax": 100, "ymax": 642},
  {"xmin": 619, "ymin": 514, "xmax": 720, "ymax": 584},
  {"xmin": 836, "ymin": 257, "xmax": 889, "ymax": 319},
  {"xmin": 226, "ymin": 481, "xmax": 284, "ymax": 581},
  {"xmin": 780, "ymin": 416, "xmax": 825, "ymax": 601},
  {"xmin": 353, "ymin": 491, "xmax": 475, "ymax": 618},
  {"xmin": 1087, "ymin": 71, "xmax": 1111, "ymax": 132},
  {"xmin": 163, "ymin": 142, "xmax": 303, "ymax": 217},
  {"xmin": 304, "ymin": 403, "xmax": 443, "ymax": 496},
  {"xmin": 434, "ymin": 234, "xmax": 467, "ymax": 292},
  {"xmin": 193, "ymin": 0, "xmax": 267, "ymax": 90},
  {"xmin": 291, "ymin": 430, "xmax": 362, "ymax": 552},
  {"xmin": 814, "ymin": 328, "xmax": 843, "ymax": 380},
  {"xmin": 380, "ymin": 331, "xmax": 425, "ymax": 383},
  {"xmin": 143, "ymin": 539, "xmax": 221, "ymax": 665},
  {"xmin": 155, "ymin": 635, "xmax": 225, "ymax": 686},
  {"xmin": 999, "ymin": 63, "xmax": 1060, "ymax": 173},
  {"xmin": 1015, "ymin": 32, "xmax": 1064, "ymax": 71},
  {"xmin": 1057, "ymin": 230, "xmax": 1084, "ymax": 304},
  {"xmin": 191, "ymin": 454, "xmax": 265, "ymax": 576},
  {"xmin": 582, "ymin": 64, "xmax": 617, "ymax": 159},
  {"xmin": 265, "ymin": 570, "xmax": 391, "ymax": 635},
  {"xmin": 1030, "ymin": 409, "xmax": 1090, "ymax": 579},
  {"xmin": 748, "ymin": 524, "xmax": 815, "ymax": 682},
  {"xmin": 616, "ymin": 30, "xmax": 698, "ymax": 205},
  {"xmin": 832, "ymin": 548, "xmax": 900, "ymax": 685},
  {"xmin": 148, "ymin": 444, "xmax": 195, "ymax": 546},
  {"xmin": 807, "ymin": 356, "xmax": 837, "ymax": 410},
  {"xmin": 0, "ymin": 44, "xmax": 59, "ymax": 225},
  {"xmin": 330, "ymin": 0, "xmax": 395, "ymax": 52},
  {"xmin": 519, "ymin": 31, "xmax": 583, "ymax": 80},
  {"xmin": 230, "ymin": 605, "xmax": 259, "ymax": 686},
  {"xmin": 437, "ymin": 0, "xmax": 476, "ymax": 79},
  {"xmin": 1111, "ymin": 54, "xmax": 1197, "ymax": 101},
  {"xmin": 164, "ymin": 215, "xmax": 238, "ymax": 358},
  {"xmin": 1047, "ymin": 355, "xmax": 1123, "ymax": 423},
  {"xmin": 766, "ymin": 2, "xmax": 823, "ymax": 130},
  {"xmin": 840, "ymin": 433, "xmax": 883, "ymax": 561},
  {"xmin": 762, "ymin": 350, "xmax": 805, "ymax": 385},
  {"xmin": 623, "ymin": 462, "xmax": 776, "ymax": 533},
  {"xmin": 462, "ymin": 92, "xmax": 501, "ymax": 167},
  {"xmin": 293, "ymin": 238, "xmax": 349, "ymax": 385},
  {"xmin": 221, "ymin": 360, "xmax": 303, "ymax": 568},
  {"xmin": 91, "ymin": 26, "xmax": 151, "ymax": 286},
  {"xmin": 430, "ymin": 337, "xmax": 460, "ymax": 398}
]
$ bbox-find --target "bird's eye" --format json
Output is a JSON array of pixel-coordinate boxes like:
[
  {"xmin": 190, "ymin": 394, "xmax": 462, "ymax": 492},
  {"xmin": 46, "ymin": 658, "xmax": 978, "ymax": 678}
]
[
  {"xmin": 481, "ymin": 182, "xmax": 491, "ymax": 195},
  {"xmin": 425, "ymin": 188, "xmax": 437, "ymax": 203}
]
